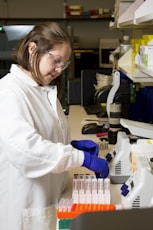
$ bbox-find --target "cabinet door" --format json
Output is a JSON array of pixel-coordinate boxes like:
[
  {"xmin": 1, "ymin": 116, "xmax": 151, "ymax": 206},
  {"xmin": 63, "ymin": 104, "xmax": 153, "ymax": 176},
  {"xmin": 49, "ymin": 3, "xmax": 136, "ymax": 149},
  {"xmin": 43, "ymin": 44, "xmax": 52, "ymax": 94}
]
[
  {"xmin": 1, "ymin": 0, "xmax": 64, "ymax": 18},
  {"xmin": 0, "ymin": 1, "xmax": 5, "ymax": 17}
]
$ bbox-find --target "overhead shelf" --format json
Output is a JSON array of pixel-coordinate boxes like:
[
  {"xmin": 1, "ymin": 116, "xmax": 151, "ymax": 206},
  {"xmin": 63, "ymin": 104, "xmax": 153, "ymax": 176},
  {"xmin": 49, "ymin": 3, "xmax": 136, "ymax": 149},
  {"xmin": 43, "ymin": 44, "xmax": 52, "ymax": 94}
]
[
  {"xmin": 118, "ymin": 48, "xmax": 153, "ymax": 83},
  {"xmin": 135, "ymin": 0, "xmax": 153, "ymax": 24},
  {"xmin": 0, "ymin": 51, "xmax": 13, "ymax": 60},
  {"xmin": 0, "ymin": 16, "xmax": 112, "ymax": 25},
  {"xmin": 114, "ymin": 0, "xmax": 153, "ymax": 83},
  {"xmin": 137, "ymin": 64, "xmax": 153, "ymax": 78}
]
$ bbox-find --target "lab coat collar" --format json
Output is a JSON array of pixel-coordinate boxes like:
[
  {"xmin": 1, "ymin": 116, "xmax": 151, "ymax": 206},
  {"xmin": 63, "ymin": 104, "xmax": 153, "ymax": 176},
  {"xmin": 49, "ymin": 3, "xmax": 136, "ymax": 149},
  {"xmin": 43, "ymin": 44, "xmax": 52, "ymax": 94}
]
[
  {"xmin": 10, "ymin": 64, "xmax": 40, "ymax": 87},
  {"xmin": 10, "ymin": 64, "xmax": 57, "ymax": 93}
]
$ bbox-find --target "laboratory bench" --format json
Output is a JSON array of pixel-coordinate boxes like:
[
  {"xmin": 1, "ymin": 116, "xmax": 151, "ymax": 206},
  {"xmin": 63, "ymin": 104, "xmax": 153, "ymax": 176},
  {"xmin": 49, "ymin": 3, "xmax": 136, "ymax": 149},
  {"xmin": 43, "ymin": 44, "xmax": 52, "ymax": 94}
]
[
  {"xmin": 62, "ymin": 105, "xmax": 121, "ymax": 205},
  {"xmin": 58, "ymin": 104, "xmax": 121, "ymax": 230}
]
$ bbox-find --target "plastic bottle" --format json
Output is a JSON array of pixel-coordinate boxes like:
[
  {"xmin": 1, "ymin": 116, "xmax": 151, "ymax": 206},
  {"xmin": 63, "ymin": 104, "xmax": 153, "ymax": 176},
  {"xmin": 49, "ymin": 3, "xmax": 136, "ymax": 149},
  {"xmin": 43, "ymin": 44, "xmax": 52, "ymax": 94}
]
[{"xmin": 120, "ymin": 35, "xmax": 131, "ymax": 57}]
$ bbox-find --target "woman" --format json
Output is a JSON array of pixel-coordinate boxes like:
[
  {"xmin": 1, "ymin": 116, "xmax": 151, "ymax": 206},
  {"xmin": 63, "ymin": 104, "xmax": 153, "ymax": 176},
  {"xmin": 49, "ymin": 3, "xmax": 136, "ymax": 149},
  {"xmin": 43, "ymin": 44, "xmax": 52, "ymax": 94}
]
[{"xmin": 0, "ymin": 22, "xmax": 109, "ymax": 230}]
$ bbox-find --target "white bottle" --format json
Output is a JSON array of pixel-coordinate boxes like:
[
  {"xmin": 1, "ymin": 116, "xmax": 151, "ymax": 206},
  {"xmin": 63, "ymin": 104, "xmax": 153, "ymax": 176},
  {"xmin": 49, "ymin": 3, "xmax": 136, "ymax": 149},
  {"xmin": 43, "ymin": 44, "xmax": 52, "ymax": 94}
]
[{"xmin": 120, "ymin": 35, "xmax": 131, "ymax": 57}]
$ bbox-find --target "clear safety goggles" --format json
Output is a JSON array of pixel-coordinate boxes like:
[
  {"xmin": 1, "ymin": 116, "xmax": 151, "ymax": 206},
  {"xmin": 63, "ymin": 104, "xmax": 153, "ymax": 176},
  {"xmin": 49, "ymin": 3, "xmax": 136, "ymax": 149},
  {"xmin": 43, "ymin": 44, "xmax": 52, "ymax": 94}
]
[{"xmin": 46, "ymin": 51, "xmax": 70, "ymax": 70}]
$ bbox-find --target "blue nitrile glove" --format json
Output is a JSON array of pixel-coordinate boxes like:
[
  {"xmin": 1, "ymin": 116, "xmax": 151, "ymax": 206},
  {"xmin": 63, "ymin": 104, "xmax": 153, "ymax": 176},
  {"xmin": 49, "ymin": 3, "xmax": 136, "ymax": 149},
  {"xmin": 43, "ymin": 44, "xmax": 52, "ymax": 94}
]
[
  {"xmin": 71, "ymin": 140, "xmax": 99, "ymax": 156},
  {"xmin": 82, "ymin": 151, "xmax": 109, "ymax": 179}
]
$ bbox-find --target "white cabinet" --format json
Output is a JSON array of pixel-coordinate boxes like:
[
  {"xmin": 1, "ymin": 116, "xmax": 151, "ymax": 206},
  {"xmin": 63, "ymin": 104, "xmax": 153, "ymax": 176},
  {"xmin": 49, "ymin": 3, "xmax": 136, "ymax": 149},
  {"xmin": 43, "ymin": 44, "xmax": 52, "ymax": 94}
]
[
  {"xmin": 135, "ymin": 0, "xmax": 153, "ymax": 24},
  {"xmin": 114, "ymin": 0, "xmax": 153, "ymax": 83},
  {"xmin": 118, "ymin": 0, "xmax": 144, "ymax": 27},
  {"xmin": 116, "ymin": 0, "xmax": 153, "ymax": 27}
]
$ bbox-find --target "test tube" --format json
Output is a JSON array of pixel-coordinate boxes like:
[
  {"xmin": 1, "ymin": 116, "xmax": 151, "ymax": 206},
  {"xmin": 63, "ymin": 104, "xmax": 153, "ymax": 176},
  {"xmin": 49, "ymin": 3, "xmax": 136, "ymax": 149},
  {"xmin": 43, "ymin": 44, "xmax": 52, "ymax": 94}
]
[
  {"xmin": 72, "ymin": 176, "xmax": 79, "ymax": 203},
  {"xmin": 104, "ymin": 178, "xmax": 111, "ymax": 204},
  {"xmin": 91, "ymin": 178, "xmax": 98, "ymax": 204},
  {"xmin": 97, "ymin": 178, "xmax": 105, "ymax": 204},
  {"xmin": 85, "ymin": 178, "xmax": 92, "ymax": 204},
  {"xmin": 79, "ymin": 175, "xmax": 85, "ymax": 204}
]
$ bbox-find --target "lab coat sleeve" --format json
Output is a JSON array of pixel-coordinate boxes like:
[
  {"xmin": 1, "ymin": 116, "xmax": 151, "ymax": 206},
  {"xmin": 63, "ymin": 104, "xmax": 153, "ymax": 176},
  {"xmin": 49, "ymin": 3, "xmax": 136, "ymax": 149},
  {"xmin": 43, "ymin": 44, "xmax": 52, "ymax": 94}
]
[{"xmin": 0, "ymin": 91, "xmax": 84, "ymax": 178}]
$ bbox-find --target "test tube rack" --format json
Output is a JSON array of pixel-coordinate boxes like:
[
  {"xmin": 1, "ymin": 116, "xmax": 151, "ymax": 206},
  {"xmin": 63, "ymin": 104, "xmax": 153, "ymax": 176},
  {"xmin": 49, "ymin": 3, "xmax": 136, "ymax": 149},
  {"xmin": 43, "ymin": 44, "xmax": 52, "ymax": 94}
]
[{"xmin": 57, "ymin": 174, "xmax": 115, "ymax": 230}]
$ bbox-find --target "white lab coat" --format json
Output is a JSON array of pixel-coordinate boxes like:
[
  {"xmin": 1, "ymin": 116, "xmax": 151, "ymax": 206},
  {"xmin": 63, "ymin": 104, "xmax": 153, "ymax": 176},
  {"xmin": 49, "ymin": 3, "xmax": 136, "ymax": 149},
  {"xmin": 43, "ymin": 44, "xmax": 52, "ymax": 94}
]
[{"xmin": 0, "ymin": 64, "xmax": 84, "ymax": 230}]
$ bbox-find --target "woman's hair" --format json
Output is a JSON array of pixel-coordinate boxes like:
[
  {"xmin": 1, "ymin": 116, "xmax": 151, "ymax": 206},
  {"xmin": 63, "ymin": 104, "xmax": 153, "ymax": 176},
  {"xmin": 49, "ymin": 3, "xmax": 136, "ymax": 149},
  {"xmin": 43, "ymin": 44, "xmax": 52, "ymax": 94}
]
[{"xmin": 13, "ymin": 21, "xmax": 72, "ymax": 97}]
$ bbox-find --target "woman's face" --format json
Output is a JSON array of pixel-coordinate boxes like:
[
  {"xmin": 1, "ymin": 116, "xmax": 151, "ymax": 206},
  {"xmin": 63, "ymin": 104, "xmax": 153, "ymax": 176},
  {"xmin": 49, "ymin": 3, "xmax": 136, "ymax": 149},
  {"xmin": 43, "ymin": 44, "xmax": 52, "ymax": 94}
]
[{"xmin": 38, "ymin": 43, "xmax": 71, "ymax": 85}]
